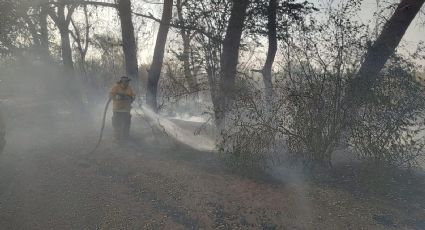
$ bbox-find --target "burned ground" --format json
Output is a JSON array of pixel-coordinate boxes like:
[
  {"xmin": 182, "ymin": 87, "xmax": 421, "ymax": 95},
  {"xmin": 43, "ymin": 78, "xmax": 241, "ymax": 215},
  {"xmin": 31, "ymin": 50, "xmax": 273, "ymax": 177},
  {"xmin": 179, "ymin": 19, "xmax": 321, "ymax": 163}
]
[{"xmin": 0, "ymin": 101, "xmax": 424, "ymax": 230}]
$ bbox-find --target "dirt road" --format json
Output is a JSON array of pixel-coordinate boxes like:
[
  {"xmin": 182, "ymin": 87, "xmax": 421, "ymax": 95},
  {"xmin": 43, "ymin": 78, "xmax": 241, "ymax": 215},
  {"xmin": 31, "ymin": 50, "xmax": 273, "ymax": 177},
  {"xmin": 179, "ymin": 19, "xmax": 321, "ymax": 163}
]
[{"xmin": 0, "ymin": 110, "xmax": 424, "ymax": 229}]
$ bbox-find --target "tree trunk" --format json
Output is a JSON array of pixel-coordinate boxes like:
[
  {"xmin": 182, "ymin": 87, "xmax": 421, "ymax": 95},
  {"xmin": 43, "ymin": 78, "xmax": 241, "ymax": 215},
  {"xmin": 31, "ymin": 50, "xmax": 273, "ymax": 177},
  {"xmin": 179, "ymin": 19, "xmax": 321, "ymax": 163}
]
[
  {"xmin": 117, "ymin": 0, "xmax": 139, "ymax": 86},
  {"xmin": 47, "ymin": 2, "xmax": 83, "ymax": 109},
  {"xmin": 54, "ymin": 3, "xmax": 74, "ymax": 73},
  {"xmin": 70, "ymin": 4, "xmax": 90, "ymax": 76},
  {"xmin": 350, "ymin": 0, "xmax": 425, "ymax": 103},
  {"xmin": 216, "ymin": 0, "xmax": 250, "ymax": 128},
  {"xmin": 58, "ymin": 23, "xmax": 74, "ymax": 73},
  {"xmin": 146, "ymin": 0, "xmax": 173, "ymax": 111},
  {"xmin": 59, "ymin": 22, "xmax": 84, "ymax": 108},
  {"xmin": 176, "ymin": 0, "xmax": 198, "ymax": 92},
  {"xmin": 262, "ymin": 0, "xmax": 277, "ymax": 105},
  {"xmin": 182, "ymin": 36, "xmax": 198, "ymax": 91},
  {"xmin": 39, "ymin": 5, "xmax": 51, "ymax": 61},
  {"xmin": 262, "ymin": 0, "xmax": 278, "ymax": 103}
]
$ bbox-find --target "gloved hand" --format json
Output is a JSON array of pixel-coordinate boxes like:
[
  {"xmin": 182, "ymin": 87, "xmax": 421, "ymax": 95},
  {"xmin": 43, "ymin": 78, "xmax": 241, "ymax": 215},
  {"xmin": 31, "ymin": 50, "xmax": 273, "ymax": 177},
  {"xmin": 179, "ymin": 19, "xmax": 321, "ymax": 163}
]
[{"xmin": 115, "ymin": 94, "xmax": 133, "ymax": 101}]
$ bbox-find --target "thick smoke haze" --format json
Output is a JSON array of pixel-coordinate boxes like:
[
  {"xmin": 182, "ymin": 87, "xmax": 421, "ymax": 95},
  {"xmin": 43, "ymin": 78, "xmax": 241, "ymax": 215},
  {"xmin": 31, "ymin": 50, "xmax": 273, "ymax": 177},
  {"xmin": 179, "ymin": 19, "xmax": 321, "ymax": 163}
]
[{"xmin": 1, "ymin": 0, "xmax": 425, "ymax": 229}]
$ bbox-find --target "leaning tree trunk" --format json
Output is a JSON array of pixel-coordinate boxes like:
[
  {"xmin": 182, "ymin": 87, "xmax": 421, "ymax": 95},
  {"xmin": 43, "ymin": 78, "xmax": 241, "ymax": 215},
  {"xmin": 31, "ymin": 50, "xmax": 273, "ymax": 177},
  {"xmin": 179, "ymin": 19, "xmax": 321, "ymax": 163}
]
[
  {"xmin": 117, "ymin": 0, "xmax": 139, "ymax": 86},
  {"xmin": 216, "ymin": 0, "xmax": 250, "ymax": 128},
  {"xmin": 349, "ymin": 0, "xmax": 425, "ymax": 104},
  {"xmin": 262, "ymin": 0, "xmax": 277, "ymax": 105},
  {"xmin": 146, "ymin": 0, "xmax": 173, "ymax": 111}
]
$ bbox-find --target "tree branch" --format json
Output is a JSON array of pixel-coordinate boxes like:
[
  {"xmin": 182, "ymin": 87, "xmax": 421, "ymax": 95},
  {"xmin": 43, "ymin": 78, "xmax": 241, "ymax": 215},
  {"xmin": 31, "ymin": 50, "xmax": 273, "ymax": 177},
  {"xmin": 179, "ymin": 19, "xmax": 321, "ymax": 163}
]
[
  {"xmin": 65, "ymin": 4, "xmax": 77, "ymax": 24},
  {"xmin": 70, "ymin": 18, "xmax": 81, "ymax": 47},
  {"xmin": 132, "ymin": 11, "xmax": 222, "ymax": 43},
  {"xmin": 69, "ymin": 27, "xmax": 78, "ymax": 43},
  {"xmin": 47, "ymin": 7, "xmax": 59, "ymax": 24},
  {"xmin": 251, "ymin": 69, "xmax": 263, "ymax": 74},
  {"xmin": 41, "ymin": 0, "xmax": 117, "ymax": 8},
  {"xmin": 83, "ymin": 4, "xmax": 90, "ymax": 56},
  {"xmin": 78, "ymin": 0, "xmax": 116, "ymax": 8}
]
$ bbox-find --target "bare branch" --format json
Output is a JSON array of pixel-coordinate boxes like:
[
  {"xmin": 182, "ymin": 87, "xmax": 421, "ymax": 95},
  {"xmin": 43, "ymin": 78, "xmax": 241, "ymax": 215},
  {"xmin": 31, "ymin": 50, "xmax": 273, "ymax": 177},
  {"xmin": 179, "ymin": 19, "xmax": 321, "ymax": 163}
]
[
  {"xmin": 83, "ymin": 4, "xmax": 90, "ymax": 55},
  {"xmin": 251, "ymin": 69, "xmax": 263, "ymax": 74},
  {"xmin": 70, "ymin": 19, "xmax": 81, "ymax": 45},
  {"xmin": 141, "ymin": 0, "xmax": 165, "ymax": 5},
  {"xmin": 77, "ymin": 0, "xmax": 117, "ymax": 8},
  {"xmin": 47, "ymin": 7, "xmax": 59, "ymax": 24},
  {"xmin": 65, "ymin": 4, "xmax": 77, "ymax": 24},
  {"xmin": 41, "ymin": 0, "xmax": 117, "ymax": 8},
  {"xmin": 132, "ymin": 11, "xmax": 222, "ymax": 43},
  {"xmin": 69, "ymin": 25, "xmax": 78, "ymax": 42}
]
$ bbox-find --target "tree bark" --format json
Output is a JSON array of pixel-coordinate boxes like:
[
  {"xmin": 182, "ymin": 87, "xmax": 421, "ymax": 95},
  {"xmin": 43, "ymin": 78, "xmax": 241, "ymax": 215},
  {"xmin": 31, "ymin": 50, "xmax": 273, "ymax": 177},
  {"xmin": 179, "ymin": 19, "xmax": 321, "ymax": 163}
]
[
  {"xmin": 216, "ymin": 0, "xmax": 250, "ymax": 128},
  {"xmin": 70, "ymin": 4, "xmax": 90, "ymax": 75},
  {"xmin": 49, "ymin": 2, "xmax": 75, "ymax": 73},
  {"xmin": 48, "ymin": 2, "xmax": 82, "ymax": 108},
  {"xmin": 350, "ymin": 0, "xmax": 425, "ymax": 103},
  {"xmin": 117, "ymin": 0, "xmax": 139, "ymax": 85},
  {"xmin": 176, "ymin": 0, "xmax": 198, "ymax": 92},
  {"xmin": 58, "ymin": 23, "xmax": 74, "ymax": 72},
  {"xmin": 39, "ymin": 5, "xmax": 51, "ymax": 61},
  {"xmin": 262, "ymin": 0, "xmax": 277, "ymax": 104},
  {"xmin": 146, "ymin": 0, "xmax": 173, "ymax": 111}
]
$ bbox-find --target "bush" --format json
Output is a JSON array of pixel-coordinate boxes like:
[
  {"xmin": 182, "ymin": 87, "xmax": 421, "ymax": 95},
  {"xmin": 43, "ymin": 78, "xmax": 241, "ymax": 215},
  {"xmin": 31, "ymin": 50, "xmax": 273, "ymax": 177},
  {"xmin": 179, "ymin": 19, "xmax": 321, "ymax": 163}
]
[
  {"xmin": 218, "ymin": 76, "xmax": 277, "ymax": 171},
  {"xmin": 217, "ymin": 1, "xmax": 425, "ymax": 171},
  {"xmin": 350, "ymin": 59, "xmax": 425, "ymax": 168}
]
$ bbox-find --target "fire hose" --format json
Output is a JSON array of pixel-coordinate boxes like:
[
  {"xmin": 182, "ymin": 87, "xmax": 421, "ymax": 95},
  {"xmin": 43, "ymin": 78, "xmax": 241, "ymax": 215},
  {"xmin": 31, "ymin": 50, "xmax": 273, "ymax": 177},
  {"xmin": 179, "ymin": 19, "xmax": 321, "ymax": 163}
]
[
  {"xmin": 88, "ymin": 97, "xmax": 112, "ymax": 155},
  {"xmin": 86, "ymin": 96, "xmax": 168, "ymax": 155}
]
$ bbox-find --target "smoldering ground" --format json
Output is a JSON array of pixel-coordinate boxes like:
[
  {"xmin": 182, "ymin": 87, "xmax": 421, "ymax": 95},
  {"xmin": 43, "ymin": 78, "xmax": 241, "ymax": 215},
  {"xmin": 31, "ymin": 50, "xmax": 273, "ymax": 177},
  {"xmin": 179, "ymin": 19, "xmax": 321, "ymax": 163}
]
[
  {"xmin": 1, "ymin": 60, "xmax": 425, "ymax": 229},
  {"xmin": 0, "ymin": 60, "xmax": 318, "ymax": 229}
]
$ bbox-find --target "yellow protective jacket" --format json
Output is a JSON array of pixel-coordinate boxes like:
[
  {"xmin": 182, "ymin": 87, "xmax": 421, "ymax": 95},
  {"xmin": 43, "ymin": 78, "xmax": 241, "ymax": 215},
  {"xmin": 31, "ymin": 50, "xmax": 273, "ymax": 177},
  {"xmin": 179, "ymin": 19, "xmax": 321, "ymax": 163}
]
[{"xmin": 109, "ymin": 83, "xmax": 136, "ymax": 112}]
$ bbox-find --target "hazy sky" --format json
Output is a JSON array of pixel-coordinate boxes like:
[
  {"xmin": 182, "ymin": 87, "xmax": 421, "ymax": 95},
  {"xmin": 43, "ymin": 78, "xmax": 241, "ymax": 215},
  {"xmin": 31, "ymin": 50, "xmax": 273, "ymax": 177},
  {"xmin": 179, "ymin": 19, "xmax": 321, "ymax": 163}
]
[
  {"xmin": 80, "ymin": 0, "xmax": 425, "ymax": 65},
  {"xmin": 358, "ymin": 0, "xmax": 424, "ymax": 53}
]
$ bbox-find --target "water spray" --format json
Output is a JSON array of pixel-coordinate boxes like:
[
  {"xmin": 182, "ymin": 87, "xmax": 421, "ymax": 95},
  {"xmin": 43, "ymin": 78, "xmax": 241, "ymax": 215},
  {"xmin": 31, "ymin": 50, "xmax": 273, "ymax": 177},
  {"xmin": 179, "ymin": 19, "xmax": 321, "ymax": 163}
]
[
  {"xmin": 87, "ymin": 96, "xmax": 215, "ymax": 155},
  {"xmin": 136, "ymin": 106, "xmax": 216, "ymax": 152}
]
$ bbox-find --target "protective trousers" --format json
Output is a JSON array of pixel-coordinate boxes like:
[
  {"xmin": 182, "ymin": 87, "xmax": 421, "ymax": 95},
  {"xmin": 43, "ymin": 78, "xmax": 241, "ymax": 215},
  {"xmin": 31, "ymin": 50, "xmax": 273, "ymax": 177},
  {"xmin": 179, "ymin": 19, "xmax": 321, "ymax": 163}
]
[{"xmin": 112, "ymin": 111, "xmax": 131, "ymax": 140}]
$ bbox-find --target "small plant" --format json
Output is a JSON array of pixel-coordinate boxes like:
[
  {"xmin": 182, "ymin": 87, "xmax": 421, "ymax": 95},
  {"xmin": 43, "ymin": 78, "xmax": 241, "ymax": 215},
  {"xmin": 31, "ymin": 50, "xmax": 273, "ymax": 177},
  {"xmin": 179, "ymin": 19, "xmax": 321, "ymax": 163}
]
[{"xmin": 218, "ymin": 77, "xmax": 276, "ymax": 171}]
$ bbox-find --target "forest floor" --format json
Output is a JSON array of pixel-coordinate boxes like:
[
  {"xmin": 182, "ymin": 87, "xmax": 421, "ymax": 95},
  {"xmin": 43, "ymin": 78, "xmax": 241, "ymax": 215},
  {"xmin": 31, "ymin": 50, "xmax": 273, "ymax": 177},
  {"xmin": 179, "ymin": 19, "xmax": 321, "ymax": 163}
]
[{"xmin": 0, "ymin": 101, "xmax": 425, "ymax": 229}]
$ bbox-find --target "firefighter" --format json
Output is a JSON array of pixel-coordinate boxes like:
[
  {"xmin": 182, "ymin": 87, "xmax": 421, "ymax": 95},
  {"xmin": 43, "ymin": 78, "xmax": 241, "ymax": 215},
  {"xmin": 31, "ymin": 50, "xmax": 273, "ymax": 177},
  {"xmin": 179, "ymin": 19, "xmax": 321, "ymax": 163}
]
[{"xmin": 109, "ymin": 76, "xmax": 136, "ymax": 140}]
